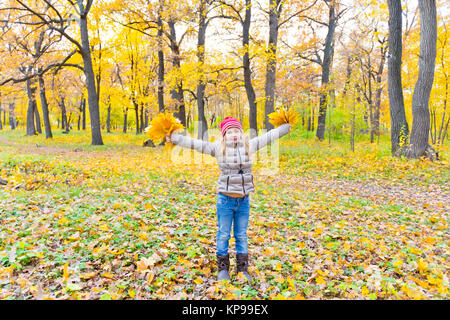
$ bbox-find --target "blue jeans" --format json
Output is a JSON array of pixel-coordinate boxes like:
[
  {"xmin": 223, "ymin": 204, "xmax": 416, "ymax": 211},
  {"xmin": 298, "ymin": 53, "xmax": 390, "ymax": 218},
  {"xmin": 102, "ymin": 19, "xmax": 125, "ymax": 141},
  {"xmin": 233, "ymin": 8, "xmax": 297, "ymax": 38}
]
[{"xmin": 216, "ymin": 192, "xmax": 250, "ymax": 256}]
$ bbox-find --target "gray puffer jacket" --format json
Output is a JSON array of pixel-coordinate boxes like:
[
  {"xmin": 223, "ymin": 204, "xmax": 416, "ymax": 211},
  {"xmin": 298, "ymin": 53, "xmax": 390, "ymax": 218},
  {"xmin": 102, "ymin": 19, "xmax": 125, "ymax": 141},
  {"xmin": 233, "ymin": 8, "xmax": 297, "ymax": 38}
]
[{"xmin": 170, "ymin": 123, "xmax": 291, "ymax": 195}]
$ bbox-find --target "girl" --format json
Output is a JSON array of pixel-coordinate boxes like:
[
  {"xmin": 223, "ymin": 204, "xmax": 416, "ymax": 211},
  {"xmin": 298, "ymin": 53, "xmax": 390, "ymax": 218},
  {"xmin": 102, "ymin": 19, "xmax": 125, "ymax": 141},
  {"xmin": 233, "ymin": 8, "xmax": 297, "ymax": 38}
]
[{"xmin": 166, "ymin": 117, "xmax": 291, "ymax": 281}]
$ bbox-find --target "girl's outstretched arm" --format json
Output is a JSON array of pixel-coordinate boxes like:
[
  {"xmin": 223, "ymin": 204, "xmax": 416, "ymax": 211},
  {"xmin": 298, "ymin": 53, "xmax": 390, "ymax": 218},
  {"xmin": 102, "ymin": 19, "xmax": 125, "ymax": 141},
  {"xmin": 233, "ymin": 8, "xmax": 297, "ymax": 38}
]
[
  {"xmin": 168, "ymin": 131, "xmax": 217, "ymax": 157},
  {"xmin": 249, "ymin": 123, "xmax": 291, "ymax": 153}
]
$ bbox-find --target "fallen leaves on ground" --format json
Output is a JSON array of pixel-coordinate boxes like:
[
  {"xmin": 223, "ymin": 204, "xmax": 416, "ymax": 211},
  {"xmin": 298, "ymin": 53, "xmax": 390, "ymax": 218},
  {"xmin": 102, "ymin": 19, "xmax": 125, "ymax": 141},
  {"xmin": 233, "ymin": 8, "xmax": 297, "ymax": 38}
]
[{"xmin": 0, "ymin": 135, "xmax": 448, "ymax": 300}]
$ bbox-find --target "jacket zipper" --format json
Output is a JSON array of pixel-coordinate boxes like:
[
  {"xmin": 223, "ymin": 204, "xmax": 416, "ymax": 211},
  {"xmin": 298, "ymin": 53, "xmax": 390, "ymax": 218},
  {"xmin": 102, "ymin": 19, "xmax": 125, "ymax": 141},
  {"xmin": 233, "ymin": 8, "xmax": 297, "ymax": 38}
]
[
  {"xmin": 226, "ymin": 176, "xmax": 230, "ymax": 191},
  {"xmin": 237, "ymin": 147, "xmax": 245, "ymax": 194}
]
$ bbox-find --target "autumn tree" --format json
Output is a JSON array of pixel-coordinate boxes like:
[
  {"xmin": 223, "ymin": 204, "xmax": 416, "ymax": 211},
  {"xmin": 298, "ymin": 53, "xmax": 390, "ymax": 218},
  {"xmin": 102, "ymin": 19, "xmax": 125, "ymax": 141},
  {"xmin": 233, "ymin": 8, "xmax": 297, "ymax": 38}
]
[
  {"xmin": 5, "ymin": 0, "xmax": 105, "ymax": 145},
  {"xmin": 295, "ymin": 0, "xmax": 346, "ymax": 141},
  {"xmin": 387, "ymin": 0, "xmax": 409, "ymax": 155},
  {"xmin": 400, "ymin": 0, "xmax": 438, "ymax": 159},
  {"xmin": 388, "ymin": 0, "xmax": 439, "ymax": 160}
]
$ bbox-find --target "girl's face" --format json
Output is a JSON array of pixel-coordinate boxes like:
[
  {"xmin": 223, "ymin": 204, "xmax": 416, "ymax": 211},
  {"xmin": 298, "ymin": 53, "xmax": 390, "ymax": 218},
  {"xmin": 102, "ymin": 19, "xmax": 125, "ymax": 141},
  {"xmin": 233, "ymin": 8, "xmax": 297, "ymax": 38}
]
[{"xmin": 224, "ymin": 127, "xmax": 242, "ymax": 143}]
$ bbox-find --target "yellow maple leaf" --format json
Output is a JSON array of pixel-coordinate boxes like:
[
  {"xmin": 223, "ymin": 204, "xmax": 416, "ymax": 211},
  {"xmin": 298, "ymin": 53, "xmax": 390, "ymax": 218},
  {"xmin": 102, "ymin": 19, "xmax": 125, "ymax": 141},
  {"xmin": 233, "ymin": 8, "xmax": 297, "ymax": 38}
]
[
  {"xmin": 315, "ymin": 276, "xmax": 326, "ymax": 285},
  {"xmin": 147, "ymin": 271, "xmax": 155, "ymax": 285},
  {"xmin": 236, "ymin": 272, "xmax": 248, "ymax": 282},
  {"xmin": 101, "ymin": 272, "xmax": 114, "ymax": 279},
  {"xmin": 128, "ymin": 289, "xmax": 136, "ymax": 299},
  {"xmin": 139, "ymin": 233, "xmax": 148, "ymax": 241},
  {"xmin": 292, "ymin": 293, "xmax": 305, "ymax": 300},
  {"xmin": 361, "ymin": 286, "xmax": 369, "ymax": 296},
  {"xmin": 417, "ymin": 259, "xmax": 428, "ymax": 274},
  {"xmin": 393, "ymin": 260, "xmax": 403, "ymax": 268},
  {"xmin": 144, "ymin": 112, "xmax": 185, "ymax": 145},
  {"xmin": 17, "ymin": 277, "xmax": 28, "ymax": 288},
  {"xmin": 63, "ymin": 263, "xmax": 69, "ymax": 282},
  {"xmin": 68, "ymin": 232, "xmax": 80, "ymax": 241},
  {"xmin": 80, "ymin": 272, "xmax": 97, "ymax": 280},
  {"xmin": 136, "ymin": 259, "xmax": 148, "ymax": 272},
  {"xmin": 411, "ymin": 276, "xmax": 430, "ymax": 289},
  {"xmin": 268, "ymin": 107, "xmax": 298, "ymax": 127},
  {"xmin": 401, "ymin": 285, "xmax": 423, "ymax": 299},
  {"xmin": 286, "ymin": 277, "xmax": 295, "ymax": 289},
  {"xmin": 193, "ymin": 277, "xmax": 203, "ymax": 285},
  {"xmin": 293, "ymin": 263, "xmax": 303, "ymax": 272},
  {"xmin": 112, "ymin": 202, "xmax": 121, "ymax": 209},
  {"xmin": 317, "ymin": 269, "xmax": 327, "ymax": 276},
  {"xmin": 426, "ymin": 274, "xmax": 442, "ymax": 286}
]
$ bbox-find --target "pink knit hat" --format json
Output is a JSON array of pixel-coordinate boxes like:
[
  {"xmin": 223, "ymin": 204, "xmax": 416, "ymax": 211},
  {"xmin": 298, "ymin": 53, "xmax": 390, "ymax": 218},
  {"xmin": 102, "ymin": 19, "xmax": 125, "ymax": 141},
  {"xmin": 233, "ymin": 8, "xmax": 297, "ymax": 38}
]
[{"xmin": 220, "ymin": 116, "xmax": 242, "ymax": 136}]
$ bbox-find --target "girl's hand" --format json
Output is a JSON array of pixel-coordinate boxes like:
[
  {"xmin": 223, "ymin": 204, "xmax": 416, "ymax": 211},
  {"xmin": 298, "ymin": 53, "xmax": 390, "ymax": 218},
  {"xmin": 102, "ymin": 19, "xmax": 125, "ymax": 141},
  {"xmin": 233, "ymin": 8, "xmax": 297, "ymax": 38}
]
[
  {"xmin": 288, "ymin": 124, "xmax": 292, "ymax": 133},
  {"xmin": 166, "ymin": 134, "xmax": 172, "ymax": 143}
]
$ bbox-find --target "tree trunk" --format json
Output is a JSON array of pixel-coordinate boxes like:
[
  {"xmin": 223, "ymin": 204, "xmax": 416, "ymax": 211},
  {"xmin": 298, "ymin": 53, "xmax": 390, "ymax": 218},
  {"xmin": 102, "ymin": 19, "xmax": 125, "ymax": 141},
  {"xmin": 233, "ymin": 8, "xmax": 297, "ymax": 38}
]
[
  {"xmin": 243, "ymin": 0, "xmax": 258, "ymax": 138},
  {"xmin": 140, "ymin": 102, "xmax": 144, "ymax": 133},
  {"xmin": 197, "ymin": 0, "xmax": 208, "ymax": 140},
  {"xmin": 25, "ymin": 77, "xmax": 37, "ymax": 136},
  {"xmin": 106, "ymin": 96, "xmax": 111, "ymax": 133},
  {"xmin": 144, "ymin": 108, "xmax": 148, "ymax": 128},
  {"xmin": 374, "ymin": 43, "xmax": 387, "ymax": 138},
  {"xmin": 317, "ymin": 2, "xmax": 336, "ymax": 141},
  {"xmin": 34, "ymin": 100, "xmax": 42, "ymax": 134},
  {"xmin": 38, "ymin": 69, "xmax": 53, "ymax": 138},
  {"xmin": 264, "ymin": 0, "xmax": 283, "ymax": 131},
  {"xmin": 133, "ymin": 99, "xmax": 139, "ymax": 134},
  {"xmin": 0, "ymin": 94, "xmax": 2, "ymax": 130},
  {"xmin": 67, "ymin": 112, "xmax": 73, "ymax": 130},
  {"xmin": 61, "ymin": 97, "xmax": 69, "ymax": 133},
  {"xmin": 168, "ymin": 20, "xmax": 187, "ymax": 128},
  {"xmin": 81, "ymin": 98, "xmax": 86, "ymax": 130},
  {"xmin": 365, "ymin": 56, "xmax": 374, "ymax": 142},
  {"xmin": 387, "ymin": 0, "xmax": 409, "ymax": 155},
  {"xmin": 157, "ymin": 3, "xmax": 165, "ymax": 113},
  {"xmin": 3, "ymin": 102, "xmax": 6, "ymax": 128},
  {"xmin": 8, "ymin": 103, "xmax": 16, "ymax": 130},
  {"xmin": 341, "ymin": 56, "xmax": 353, "ymax": 102},
  {"xmin": 123, "ymin": 108, "xmax": 128, "ymax": 133},
  {"xmin": 402, "ymin": 0, "xmax": 438, "ymax": 160},
  {"xmin": 437, "ymin": 46, "xmax": 448, "ymax": 144},
  {"xmin": 441, "ymin": 117, "xmax": 449, "ymax": 143},
  {"xmin": 79, "ymin": 13, "xmax": 103, "ymax": 145}
]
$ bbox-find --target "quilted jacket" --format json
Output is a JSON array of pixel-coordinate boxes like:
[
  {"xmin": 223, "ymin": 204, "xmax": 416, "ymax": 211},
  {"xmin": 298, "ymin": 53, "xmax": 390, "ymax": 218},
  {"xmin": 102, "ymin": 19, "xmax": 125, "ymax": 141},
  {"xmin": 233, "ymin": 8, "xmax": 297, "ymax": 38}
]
[{"xmin": 170, "ymin": 123, "xmax": 291, "ymax": 195}]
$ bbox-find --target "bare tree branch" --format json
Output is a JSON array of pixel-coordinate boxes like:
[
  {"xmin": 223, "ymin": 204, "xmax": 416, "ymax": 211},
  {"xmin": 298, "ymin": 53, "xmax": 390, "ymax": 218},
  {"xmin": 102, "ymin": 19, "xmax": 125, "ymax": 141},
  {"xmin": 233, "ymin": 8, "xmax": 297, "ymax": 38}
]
[
  {"xmin": 0, "ymin": 51, "xmax": 84, "ymax": 86},
  {"xmin": 15, "ymin": 0, "xmax": 83, "ymax": 51},
  {"xmin": 278, "ymin": 0, "xmax": 318, "ymax": 29}
]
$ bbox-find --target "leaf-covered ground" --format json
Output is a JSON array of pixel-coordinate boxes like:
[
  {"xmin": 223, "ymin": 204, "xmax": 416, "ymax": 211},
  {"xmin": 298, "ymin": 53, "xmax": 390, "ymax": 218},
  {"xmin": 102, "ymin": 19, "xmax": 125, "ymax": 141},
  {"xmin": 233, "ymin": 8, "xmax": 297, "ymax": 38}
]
[{"xmin": 0, "ymin": 131, "xmax": 449, "ymax": 300}]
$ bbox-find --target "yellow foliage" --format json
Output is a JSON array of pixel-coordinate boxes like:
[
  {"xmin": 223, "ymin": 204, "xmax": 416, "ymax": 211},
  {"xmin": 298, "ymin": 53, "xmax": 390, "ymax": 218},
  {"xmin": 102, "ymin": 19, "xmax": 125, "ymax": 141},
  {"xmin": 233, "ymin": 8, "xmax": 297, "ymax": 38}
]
[
  {"xmin": 101, "ymin": 272, "xmax": 114, "ymax": 279},
  {"xmin": 417, "ymin": 259, "xmax": 429, "ymax": 275},
  {"xmin": 315, "ymin": 276, "xmax": 326, "ymax": 285},
  {"xmin": 268, "ymin": 107, "xmax": 298, "ymax": 127},
  {"xmin": 144, "ymin": 112, "xmax": 185, "ymax": 145},
  {"xmin": 361, "ymin": 286, "xmax": 369, "ymax": 296}
]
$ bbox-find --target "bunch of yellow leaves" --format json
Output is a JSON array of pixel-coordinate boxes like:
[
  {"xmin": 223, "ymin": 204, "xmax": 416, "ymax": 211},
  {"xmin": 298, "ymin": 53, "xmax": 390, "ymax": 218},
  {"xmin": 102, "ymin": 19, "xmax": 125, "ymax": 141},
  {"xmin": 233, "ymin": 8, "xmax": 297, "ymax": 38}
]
[
  {"xmin": 268, "ymin": 107, "xmax": 298, "ymax": 127},
  {"xmin": 144, "ymin": 112, "xmax": 184, "ymax": 149}
]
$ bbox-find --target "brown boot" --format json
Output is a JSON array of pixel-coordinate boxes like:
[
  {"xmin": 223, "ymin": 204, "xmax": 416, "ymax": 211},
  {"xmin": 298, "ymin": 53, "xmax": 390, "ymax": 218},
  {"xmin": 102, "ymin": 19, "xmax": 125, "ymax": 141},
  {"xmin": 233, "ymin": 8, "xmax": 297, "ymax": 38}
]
[
  {"xmin": 217, "ymin": 254, "xmax": 230, "ymax": 281},
  {"xmin": 236, "ymin": 253, "xmax": 252, "ymax": 281}
]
